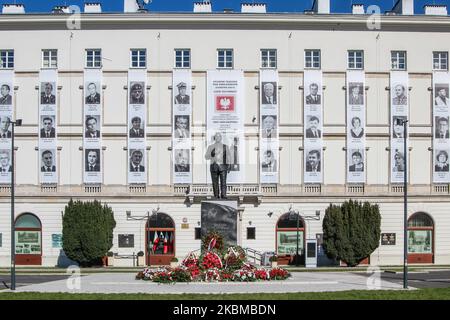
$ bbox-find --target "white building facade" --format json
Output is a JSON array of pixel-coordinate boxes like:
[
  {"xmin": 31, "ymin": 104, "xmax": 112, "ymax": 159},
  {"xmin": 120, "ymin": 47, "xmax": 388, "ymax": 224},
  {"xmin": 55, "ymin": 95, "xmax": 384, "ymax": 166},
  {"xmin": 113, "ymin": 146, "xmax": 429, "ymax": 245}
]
[{"xmin": 0, "ymin": 0, "xmax": 449, "ymax": 266}]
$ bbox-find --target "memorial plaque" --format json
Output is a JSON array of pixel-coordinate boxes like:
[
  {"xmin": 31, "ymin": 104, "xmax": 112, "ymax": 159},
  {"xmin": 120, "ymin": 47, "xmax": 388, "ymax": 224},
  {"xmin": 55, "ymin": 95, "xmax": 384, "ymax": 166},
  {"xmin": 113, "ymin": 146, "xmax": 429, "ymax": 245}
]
[
  {"xmin": 381, "ymin": 233, "xmax": 396, "ymax": 245},
  {"xmin": 201, "ymin": 200, "xmax": 238, "ymax": 247},
  {"xmin": 118, "ymin": 234, "xmax": 135, "ymax": 248}
]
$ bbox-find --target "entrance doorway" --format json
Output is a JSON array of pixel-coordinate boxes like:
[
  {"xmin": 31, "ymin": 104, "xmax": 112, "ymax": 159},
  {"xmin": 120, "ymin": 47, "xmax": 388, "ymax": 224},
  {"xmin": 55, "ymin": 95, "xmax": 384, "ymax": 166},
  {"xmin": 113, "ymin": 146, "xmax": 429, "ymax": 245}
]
[
  {"xmin": 275, "ymin": 212, "xmax": 305, "ymax": 265},
  {"xmin": 408, "ymin": 212, "xmax": 434, "ymax": 264},
  {"xmin": 145, "ymin": 212, "xmax": 175, "ymax": 266},
  {"xmin": 15, "ymin": 213, "xmax": 42, "ymax": 265}
]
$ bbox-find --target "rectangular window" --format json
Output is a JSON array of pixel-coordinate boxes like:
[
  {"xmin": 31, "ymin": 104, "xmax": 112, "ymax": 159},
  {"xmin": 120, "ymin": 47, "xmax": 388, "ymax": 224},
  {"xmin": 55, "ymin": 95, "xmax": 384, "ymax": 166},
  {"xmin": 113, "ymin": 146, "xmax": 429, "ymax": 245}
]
[
  {"xmin": 277, "ymin": 231, "xmax": 304, "ymax": 254},
  {"xmin": 217, "ymin": 49, "xmax": 233, "ymax": 69},
  {"xmin": 42, "ymin": 49, "xmax": 58, "ymax": 69},
  {"xmin": 433, "ymin": 51, "xmax": 448, "ymax": 71},
  {"xmin": 174, "ymin": 49, "xmax": 191, "ymax": 68},
  {"xmin": 247, "ymin": 227, "xmax": 256, "ymax": 240},
  {"xmin": 408, "ymin": 230, "xmax": 432, "ymax": 254},
  {"xmin": 348, "ymin": 50, "xmax": 364, "ymax": 70},
  {"xmin": 0, "ymin": 50, "xmax": 14, "ymax": 69},
  {"xmin": 130, "ymin": 49, "xmax": 146, "ymax": 68},
  {"xmin": 194, "ymin": 227, "xmax": 201, "ymax": 240},
  {"xmin": 86, "ymin": 49, "xmax": 102, "ymax": 68},
  {"xmin": 261, "ymin": 49, "xmax": 277, "ymax": 69},
  {"xmin": 391, "ymin": 51, "xmax": 407, "ymax": 70},
  {"xmin": 305, "ymin": 50, "xmax": 321, "ymax": 69}
]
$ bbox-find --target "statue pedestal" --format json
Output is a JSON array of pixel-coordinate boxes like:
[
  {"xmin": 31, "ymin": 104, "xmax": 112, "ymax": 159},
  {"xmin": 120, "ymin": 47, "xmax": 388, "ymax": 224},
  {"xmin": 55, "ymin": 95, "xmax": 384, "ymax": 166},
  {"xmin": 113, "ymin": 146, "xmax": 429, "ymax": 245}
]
[{"xmin": 201, "ymin": 200, "xmax": 238, "ymax": 247}]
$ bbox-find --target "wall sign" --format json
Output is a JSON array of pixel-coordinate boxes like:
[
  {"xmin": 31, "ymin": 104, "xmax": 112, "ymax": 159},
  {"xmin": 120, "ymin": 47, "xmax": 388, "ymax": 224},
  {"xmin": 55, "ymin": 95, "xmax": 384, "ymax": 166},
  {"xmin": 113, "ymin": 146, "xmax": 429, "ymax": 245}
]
[
  {"xmin": 381, "ymin": 233, "xmax": 396, "ymax": 245},
  {"xmin": 118, "ymin": 234, "xmax": 135, "ymax": 248}
]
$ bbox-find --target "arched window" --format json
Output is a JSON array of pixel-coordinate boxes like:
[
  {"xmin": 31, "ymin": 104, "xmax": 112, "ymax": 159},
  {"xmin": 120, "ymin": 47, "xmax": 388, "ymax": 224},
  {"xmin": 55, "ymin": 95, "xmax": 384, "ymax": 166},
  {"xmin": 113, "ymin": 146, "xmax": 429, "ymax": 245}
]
[
  {"xmin": 276, "ymin": 212, "xmax": 305, "ymax": 257},
  {"xmin": 146, "ymin": 213, "xmax": 175, "ymax": 264},
  {"xmin": 408, "ymin": 212, "xmax": 434, "ymax": 260},
  {"xmin": 15, "ymin": 213, "xmax": 42, "ymax": 265}
]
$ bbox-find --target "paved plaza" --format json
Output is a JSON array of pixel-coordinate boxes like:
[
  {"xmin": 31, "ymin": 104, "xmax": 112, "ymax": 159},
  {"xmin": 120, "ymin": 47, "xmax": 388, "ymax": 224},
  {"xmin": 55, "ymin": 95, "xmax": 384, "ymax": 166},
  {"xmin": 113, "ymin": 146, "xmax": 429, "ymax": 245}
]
[{"xmin": 1, "ymin": 272, "xmax": 409, "ymax": 294}]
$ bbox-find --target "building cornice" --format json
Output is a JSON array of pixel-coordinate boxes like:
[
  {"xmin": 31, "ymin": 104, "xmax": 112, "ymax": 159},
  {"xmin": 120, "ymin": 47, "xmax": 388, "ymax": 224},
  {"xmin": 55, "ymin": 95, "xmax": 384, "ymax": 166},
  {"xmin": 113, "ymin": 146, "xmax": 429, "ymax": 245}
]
[{"xmin": 1, "ymin": 13, "xmax": 450, "ymax": 31}]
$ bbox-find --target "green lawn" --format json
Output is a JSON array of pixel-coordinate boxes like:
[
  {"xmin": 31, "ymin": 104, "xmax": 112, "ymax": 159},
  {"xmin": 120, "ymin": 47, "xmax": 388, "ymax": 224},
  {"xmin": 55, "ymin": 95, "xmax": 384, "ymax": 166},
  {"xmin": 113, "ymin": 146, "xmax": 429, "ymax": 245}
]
[{"xmin": 0, "ymin": 288, "xmax": 450, "ymax": 300}]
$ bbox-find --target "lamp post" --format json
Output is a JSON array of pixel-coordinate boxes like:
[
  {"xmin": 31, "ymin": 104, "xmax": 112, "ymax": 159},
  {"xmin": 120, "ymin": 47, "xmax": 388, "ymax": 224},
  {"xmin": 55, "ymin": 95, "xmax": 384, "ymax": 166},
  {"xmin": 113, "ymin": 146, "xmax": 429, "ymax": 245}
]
[
  {"xmin": 126, "ymin": 208, "xmax": 159, "ymax": 266},
  {"xmin": 10, "ymin": 119, "xmax": 22, "ymax": 291},
  {"xmin": 401, "ymin": 118, "xmax": 409, "ymax": 289}
]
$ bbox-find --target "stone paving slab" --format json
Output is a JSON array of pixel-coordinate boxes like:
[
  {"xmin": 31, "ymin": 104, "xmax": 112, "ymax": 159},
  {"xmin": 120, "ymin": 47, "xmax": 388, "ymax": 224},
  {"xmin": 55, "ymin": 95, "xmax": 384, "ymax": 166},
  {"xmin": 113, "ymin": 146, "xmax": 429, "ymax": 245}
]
[{"xmin": 4, "ymin": 272, "xmax": 410, "ymax": 294}]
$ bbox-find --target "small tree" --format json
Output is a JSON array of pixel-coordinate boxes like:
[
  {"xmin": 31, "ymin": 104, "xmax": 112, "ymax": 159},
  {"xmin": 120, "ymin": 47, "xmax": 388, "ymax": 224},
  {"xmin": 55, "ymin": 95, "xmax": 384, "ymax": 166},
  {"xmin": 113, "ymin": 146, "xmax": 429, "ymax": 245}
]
[
  {"xmin": 322, "ymin": 200, "xmax": 381, "ymax": 267},
  {"xmin": 62, "ymin": 199, "xmax": 116, "ymax": 267}
]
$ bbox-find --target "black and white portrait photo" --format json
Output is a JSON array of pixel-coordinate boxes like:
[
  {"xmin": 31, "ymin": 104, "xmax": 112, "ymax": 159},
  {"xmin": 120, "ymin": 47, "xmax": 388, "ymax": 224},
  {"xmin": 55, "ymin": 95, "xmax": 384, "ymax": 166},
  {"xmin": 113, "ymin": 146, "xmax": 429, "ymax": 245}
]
[
  {"xmin": 85, "ymin": 149, "xmax": 100, "ymax": 172},
  {"xmin": 0, "ymin": 84, "xmax": 12, "ymax": 105},
  {"xmin": 40, "ymin": 82, "xmax": 56, "ymax": 105},
  {"xmin": 129, "ymin": 116, "xmax": 145, "ymax": 138},
  {"xmin": 349, "ymin": 150, "xmax": 364, "ymax": 172},
  {"xmin": 435, "ymin": 116, "xmax": 449, "ymax": 139},
  {"xmin": 129, "ymin": 81, "xmax": 145, "ymax": 105},
  {"xmin": 305, "ymin": 82, "xmax": 321, "ymax": 105},
  {"xmin": 129, "ymin": 149, "xmax": 145, "ymax": 172},
  {"xmin": 305, "ymin": 115, "xmax": 321, "ymax": 138},
  {"xmin": 0, "ymin": 116, "xmax": 11, "ymax": 138},
  {"xmin": 305, "ymin": 149, "xmax": 321, "ymax": 172},
  {"xmin": 435, "ymin": 150, "xmax": 449, "ymax": 172},
  {"xmin": 393, "ymin": 116, "xmax": 407, "ymax": 139},
  {"xmin": 84, "ymin": 115, "xmax": 101, "ymax": 138},
  {"xmin": 348, "ymin": 82, "xmax": 364, "ymax": 105},
  {"xmin": 0, "ymin": 150, "xmax": 12, "ymax": 173},
  {"xmin": 174, "ymin": 149, "xmax": 190, "ymax": 173},
  {"xmin": 85, "ymin": 82, "xmax": 101, "ymax": 104},
  {"xmin": 350, "ymin": 116, "xmax": 364, "ymax": 138},
  {"xmin": 393, "ymin": 150, "xmax": 405, "ymax": 172},
  {"xmin": 261, "ymin": 149, "xmax": 277, "ymax": 173},
  {"xmin": 261, "ymin": 115, "xmax": 277, "ymax": 139},
  {"xmin": 174, "ymin": 115, "xmax": 190, "ymax": 139},
  {"xmin": 40, "ymin": 150, "xmax": 56, "ymax": 172},
  {"xmin": 434, "ymin": 84, "xmax": 449, "ymax": 107},
  {"xmin": 392, "ymin": 84, "xmax": 407, "ymax": 105},
  {"xmin": 40, "ymin": 115, "xmax": 56, "ymax": 138},
  {"xmin": 174, "ymin": 82, "xmax": 190, "ymax": 105},
  {"xmin": 261, "ymin": 82, "xmax": 277, "ymax": 105}
]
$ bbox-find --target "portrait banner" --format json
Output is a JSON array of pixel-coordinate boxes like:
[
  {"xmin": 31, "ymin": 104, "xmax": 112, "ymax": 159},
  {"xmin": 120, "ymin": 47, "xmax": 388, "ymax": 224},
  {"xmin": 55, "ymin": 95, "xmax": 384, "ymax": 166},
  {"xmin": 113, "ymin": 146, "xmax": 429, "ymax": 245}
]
[
  {"xmin": 128, "ymin": 69, "xmax": 147, "ymax": 184},
  {"xmin": 83, "ymin": 68, "xmax": 102, "ymax": 184},
  {"xmin": 390, "ymin": 71, "xmax": 409, "ymax": 184},
  {"xmin": 259, "ymin": 69, "xmax": 279, "ymax": 184},
  {"xmin": 433, "ymin": 71, "xmax": 450, "ymax": 183},
  {"xmin": 38, "ymin": 69, "xmax": 58, "ymax": 184},
  {"xmin": 172, "ymin": 69, "xmax": 192, "ymax": 184},
  {"xmin": 346, "ymin": 70, "xmax": 366, "ymax": 183},
  {"xmin": 206, "ymin": 70, "xmax": 245, "ymax": 184},
  {"xmin": 0, "ymin": 70, "xmax": 14, "ymax": 184},
  {"xmin": 303, "ymin": 70, "xmax": 323, "ymax": 184}
]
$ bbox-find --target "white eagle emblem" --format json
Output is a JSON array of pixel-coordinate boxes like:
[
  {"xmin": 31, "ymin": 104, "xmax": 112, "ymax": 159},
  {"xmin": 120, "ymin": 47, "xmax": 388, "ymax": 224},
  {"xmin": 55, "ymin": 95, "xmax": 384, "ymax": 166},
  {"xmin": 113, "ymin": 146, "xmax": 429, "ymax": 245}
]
[{"xmin": 219, "ymin": 97, "xmax": 231, "ymax": 110}]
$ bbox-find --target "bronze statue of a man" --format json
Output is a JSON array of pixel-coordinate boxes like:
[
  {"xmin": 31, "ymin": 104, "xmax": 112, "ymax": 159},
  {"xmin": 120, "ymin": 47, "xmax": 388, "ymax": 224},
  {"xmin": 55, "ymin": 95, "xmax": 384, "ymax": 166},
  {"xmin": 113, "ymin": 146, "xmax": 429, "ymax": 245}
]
[{"xmin": 205, "ymin": 132, "xmax": 231, "ymax": 199}]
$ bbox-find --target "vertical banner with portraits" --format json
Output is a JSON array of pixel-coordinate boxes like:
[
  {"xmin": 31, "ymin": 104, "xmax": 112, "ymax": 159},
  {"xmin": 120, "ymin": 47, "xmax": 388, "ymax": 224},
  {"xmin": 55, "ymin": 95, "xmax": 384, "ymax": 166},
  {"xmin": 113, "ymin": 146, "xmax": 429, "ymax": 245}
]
[
  {"xmin": 303, "ymin": 70, "xmax": 323, "ymax": 184},
  {"xmin": 390, "ymin": 71, "xmax": 409, "ymax": 183},
  {"xmin": 128, "ymin": 69, "xmax": 147, "ymax": 184},
  {"xmin": 0, "ymin": 70, "xmax": 13, "ymax": 184},
  {"xmin": 83, "ymin": 69, "xmax": 102, "ymax": 184},
  {"xmin": 172, "ymin": 69, "xmax": 192, "ymax": 184},
  {"xmin": 206, "ymin": 70, "xmax": 245, "ymax": 184},
  {"xmin": 346, "ymin": 70, "xmax": 366, "ymax": 183},
  {"xmin": 38, "ymin": 69, "xmax": 58, "ymax": 184},
  {"xmin": 259, "ymin": 69, "xmax": 279, "ymax": 184},
  {"xmin": 433, "ymin": 71, "xmax": 450, "ymax": 183}
]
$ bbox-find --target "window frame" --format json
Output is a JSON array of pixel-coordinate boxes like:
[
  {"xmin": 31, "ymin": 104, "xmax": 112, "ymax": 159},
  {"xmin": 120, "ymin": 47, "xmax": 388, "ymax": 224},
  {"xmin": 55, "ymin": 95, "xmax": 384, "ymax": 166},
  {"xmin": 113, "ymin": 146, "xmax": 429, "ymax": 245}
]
[
  {"xmin": 391, "ymin": 51, "xmax": 407, "ymax": 71},
  {"xmin": 42, "ymin": 49, "xmax": 58, "ymax": 69},
  {"xmin": 260, "ymin": 49, "xmax": 277, "ymax": 69},
  {"xmin": 347, "ymin": 50, "xmax": 364, "ymax": 70},
  {"xmin": 217, "ymin": 49, "xmax": 234, "ymax": 69},
  {"xmin": 0, "ymin": 50, "xmax": 14, "ymax": 69},
  {"xmin": 130, "ymin": 48, "xmax": 147, "ymax": 69},
  {"xmin": 85, "ymin": 49, "xmax": 102, "ymax": 69},
  {"xmin": 433, "ymin": 51, "xmax": 448, "ymax": 71},
  {"xmin": 174, "ymin": 49, "xmax": 191, "ymax": 69},
  {"xmin": 304, "ymin": 49, "xmax": 321, "ymax": 69}
]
